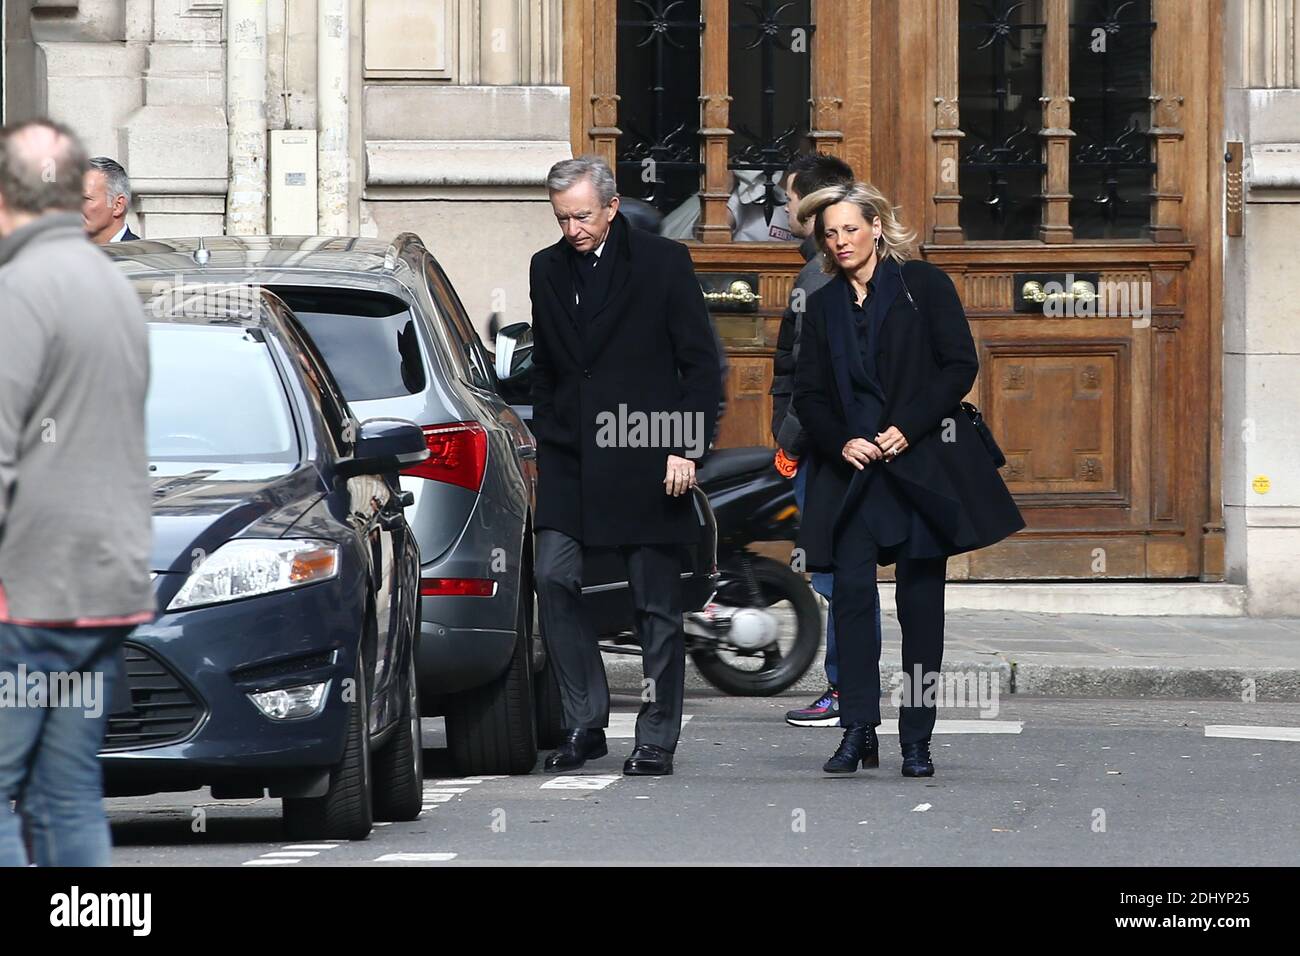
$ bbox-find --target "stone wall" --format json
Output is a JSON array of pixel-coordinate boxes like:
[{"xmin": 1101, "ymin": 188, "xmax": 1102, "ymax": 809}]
[{"xmin": 1224, "ymin": 0, "xmax": 1300, "ymax": 614}]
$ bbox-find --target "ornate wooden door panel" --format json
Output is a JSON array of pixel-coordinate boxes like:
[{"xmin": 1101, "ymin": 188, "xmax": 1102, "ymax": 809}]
[
  {"xmin": 903, "ymin": 0, "xmax": 1223, "ymax": 581},
  {"xmin": 565, "ymin": 0, "xmax": 1224, "ymax": 580}
]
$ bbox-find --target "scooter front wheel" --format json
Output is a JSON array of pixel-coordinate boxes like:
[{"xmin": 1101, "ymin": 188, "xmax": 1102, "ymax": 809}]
[{"xmin": 689, "ymin": 555, "xmax": 821, "ymax": 696}]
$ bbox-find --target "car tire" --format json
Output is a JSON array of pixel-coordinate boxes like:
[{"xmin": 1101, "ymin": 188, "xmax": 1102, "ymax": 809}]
[
  {"xmin": 283, "ymin": 657, "xmax": 374, "ymax": 841},
  {"xmin": 372, "ymin": 645, "xmax": 423, "ymax": 822},
  {"xmin": 445, "ymin": 577, "xmax": 538, "ymax": 776},
  {"xmin": 534, "ymin": 642, "xmax": 565, "ymax": 751}
]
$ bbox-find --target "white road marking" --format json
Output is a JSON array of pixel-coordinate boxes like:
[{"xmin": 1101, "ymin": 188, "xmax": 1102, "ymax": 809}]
[
  {"xmin": 876, "ymin": 720, "xmax": 1023, "ymax": 735},
  {"xmin": 423, "ymin": 787, "xmax": 471, "ymax": 794},
  {"xmin": 374, "ymin": 852, "xmax": 458, "ymax": 863},
  {"xmin": 604, "ymin": 714, "xmax": 693, "ymax": 738},
  {"xmin": 1205, "ymin": 725, "xmax": 1300, "ymax": 742},
  {"xmin": 242, "ymin": 858, "xmax": 298, "ymax": 866},
  {"xmin": 283, "ymin": 844, "xmax": 338, "ymax": 851},
  {"xmin": 260, "ymin": 851, "xmax": 319, "ymax": 858},
  {"xmin": 912, "ymin": 803, "xmax": 932, "ymax": 812},
  {"xmin": 540, "ymin": 774, "xmax": 621, "ymax": 791},
  {"xmin": 423, "ymin": 793, "xmax": 455, "ymax": 803}
]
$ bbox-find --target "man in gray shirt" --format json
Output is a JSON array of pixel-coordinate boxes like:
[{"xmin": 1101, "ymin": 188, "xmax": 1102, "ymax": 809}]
[{"xmin": 0, "ymin": 119, "xmax": 153, "ymax": 867}]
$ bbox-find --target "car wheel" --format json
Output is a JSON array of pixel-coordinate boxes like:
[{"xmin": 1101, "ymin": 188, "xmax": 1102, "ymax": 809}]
[
  {"xmin": 445, "ymin": 576, "xmax": 538, "ymax": 776},
  {"xmin": 372, "ymin": 644, "xmax": 423, "ymax": 822},
  {"xmin": 283, "ymin": 656, "xmax": 374, "ymax": 841},
  {"xmin": 534, "ymin": 620, "xmax": 565, "ymax": 751}
]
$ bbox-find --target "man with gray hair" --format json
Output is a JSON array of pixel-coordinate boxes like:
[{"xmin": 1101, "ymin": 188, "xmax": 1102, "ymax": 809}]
[
  {"xmin": 0, "ymin": 119, "xmax": 153, "ymax": 866},
  {"xmin": 530, "ymin": 155, "xmax": 721, "ymax": 776},
  {"xmin": 82, "ymin": 156, "xmax": 138, "ymax": 244}
]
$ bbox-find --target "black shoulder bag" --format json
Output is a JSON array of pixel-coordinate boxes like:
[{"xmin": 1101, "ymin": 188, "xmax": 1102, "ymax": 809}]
[{"xmin": 898, "ymin": 267, "xmax": 1007, "ymax": 468}]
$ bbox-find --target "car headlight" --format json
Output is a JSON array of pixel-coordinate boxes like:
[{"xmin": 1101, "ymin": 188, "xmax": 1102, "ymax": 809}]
[{"xmin": 167, "ymin": 539, "xmax": 340, "ymax": 611}]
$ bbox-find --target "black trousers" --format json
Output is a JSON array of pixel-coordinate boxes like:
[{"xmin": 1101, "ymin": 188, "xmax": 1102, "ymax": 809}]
[
  {"xmin": 535, "ymin": 529, "xmax": 685, "ymax": 751},
  {"xmin": 831, "ymin": 510, "xmax": 948, "ymax": 744}
]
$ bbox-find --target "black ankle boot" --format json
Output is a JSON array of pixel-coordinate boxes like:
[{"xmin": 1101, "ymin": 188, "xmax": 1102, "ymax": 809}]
[
  {"xmin": 900, "ymin": 738, "xmax": 935, "ymax": 777},
  {"xmin": 822, "ymin": 722, "xmax": 879, "ymax": 774}
]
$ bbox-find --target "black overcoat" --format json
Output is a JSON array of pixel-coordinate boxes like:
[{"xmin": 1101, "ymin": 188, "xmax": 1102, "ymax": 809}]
[
  {"xmin": 529, "ymin": 213, "xmax": 721, "ymax": 546},
  {"xmin": 792, "ymin": 258, "xmax": 1024, "ymax": 570}
]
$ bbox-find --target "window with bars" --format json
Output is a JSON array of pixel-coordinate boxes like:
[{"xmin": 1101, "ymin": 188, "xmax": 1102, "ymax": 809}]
[
  {"xmin": 613, "ymin": 0, "xmax": 815, "ymax": 242},
  {"xmin": 958, "ymin": 0, "xmax": 1156, "ymax": 241}
]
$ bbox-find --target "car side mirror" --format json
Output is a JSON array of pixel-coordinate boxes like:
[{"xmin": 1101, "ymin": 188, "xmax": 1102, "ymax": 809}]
[
  {"xmin": 337, "ymin": 418, "xmax": 428, "ymax": 478},
  {"xmin": 494, "ymin": 321, "xmax": 534, "ymax": 381}
]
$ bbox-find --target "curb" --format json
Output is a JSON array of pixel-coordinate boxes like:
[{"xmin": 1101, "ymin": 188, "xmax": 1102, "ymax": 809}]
[{"xmin": 601, "ymin": 653, "xmax": 1300, "ymax": 702}]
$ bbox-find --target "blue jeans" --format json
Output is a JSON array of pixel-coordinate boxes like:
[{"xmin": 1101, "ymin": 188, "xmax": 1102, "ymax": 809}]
[
  {"xmin": 0, "ymin": 623, "xmax": 131, "ymax": 867},
  {"xmin": 793, "ymin": 458, "xmax": 882, "ymax": 687}
]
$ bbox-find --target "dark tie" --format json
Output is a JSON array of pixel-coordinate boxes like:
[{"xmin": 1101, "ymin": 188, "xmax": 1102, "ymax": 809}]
[{"xmin": 573, "ymin": 251, "xmax": 599, "ymax": 305}]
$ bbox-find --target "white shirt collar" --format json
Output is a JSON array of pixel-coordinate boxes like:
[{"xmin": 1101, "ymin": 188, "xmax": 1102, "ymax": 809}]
[{"xmin": 109, "ymin": 223, "xmax": 129, "ymax": 243}]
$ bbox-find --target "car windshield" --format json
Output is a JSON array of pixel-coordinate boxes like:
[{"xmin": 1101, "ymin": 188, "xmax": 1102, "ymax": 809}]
[
  {"xmin": 275, "ymin": 288, "xmax": 427, "ymax": 403},
  {"xmin": 147, "ymin": 324, "xmax": 299, "ymax": 463}
]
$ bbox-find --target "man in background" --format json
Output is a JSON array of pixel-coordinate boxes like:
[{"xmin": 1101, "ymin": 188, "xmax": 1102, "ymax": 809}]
[
  {"xmin": 83, "ymin": 156, "xmax": 139, "ymax": 243},
  {"xmin": 0, "ymin": 120, "xmax": 153, "ymax": 866}
]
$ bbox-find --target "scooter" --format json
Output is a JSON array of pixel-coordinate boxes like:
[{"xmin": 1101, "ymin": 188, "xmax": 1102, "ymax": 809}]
[{"xmin": 675, "ymin": 447, "xmax": 822, "ymax": 696}]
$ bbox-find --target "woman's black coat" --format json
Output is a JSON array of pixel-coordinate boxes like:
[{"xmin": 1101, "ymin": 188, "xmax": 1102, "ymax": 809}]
[
  {"xmin": 792, "ymin": 258, "xmax": 1024, "ymax": 570},
  {"xmin": 529, "ymin": 213, "xmax": 721, "ymax": 547}
]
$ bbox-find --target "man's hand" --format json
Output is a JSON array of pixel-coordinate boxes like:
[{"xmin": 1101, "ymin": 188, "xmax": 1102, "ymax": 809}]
[
  {"xmin": 874, "ymin": 425, "xmax": 909, "ymax": 460},
  {"xmin": 842, "ymin": 437, "xmax": 883, "ymax": 471},
  {"xmin": 664, "ymin": 454, "xmax": 696, "ymax": 496}
]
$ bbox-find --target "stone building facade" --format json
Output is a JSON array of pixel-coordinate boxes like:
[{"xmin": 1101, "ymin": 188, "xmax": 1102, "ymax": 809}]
[{"xmin": 2, "ymin": 0, "xmax": 1299, "ymax": 612}]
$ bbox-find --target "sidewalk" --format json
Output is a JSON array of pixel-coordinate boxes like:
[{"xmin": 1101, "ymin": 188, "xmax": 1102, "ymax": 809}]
[{"xmin": 603, "ymin": 609, "xmax": 1300, "ymax": 701}]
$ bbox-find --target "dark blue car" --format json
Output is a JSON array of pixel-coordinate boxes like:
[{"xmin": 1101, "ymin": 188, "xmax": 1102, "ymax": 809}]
[{"xmin": 100, "ymin": 283, "xmax": 428, "ymax": 841}]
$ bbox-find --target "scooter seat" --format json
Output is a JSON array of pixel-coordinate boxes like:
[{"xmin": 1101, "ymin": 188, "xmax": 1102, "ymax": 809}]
[{"xmin": 695, "ymin": 446, "xmax": 778, "ymax": 486}]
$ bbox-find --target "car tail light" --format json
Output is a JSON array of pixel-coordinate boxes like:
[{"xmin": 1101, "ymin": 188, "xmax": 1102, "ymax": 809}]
[
  {"xmin": 420, "ymin": 577, "xmax": 497, "ymax": 597},
  {"xmin": 401, "ymin": 422, "xmax": 487, "ymax": 491}
]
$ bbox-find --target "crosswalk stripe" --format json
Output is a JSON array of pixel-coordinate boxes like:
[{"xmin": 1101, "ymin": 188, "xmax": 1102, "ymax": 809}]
[
  {"xmin": 1205, "ymin": 725, "xmax": 1300, "ymax": 742},
  {"xmin": 876, "ymin": 720, "xmax": 1023, "ymax": 735},
  {"xmin": 540, "ymin": 773, "xmax": 621, "ymax": 791},
  {"xmin": 605, "ymin": 714, "xmax": 693, "ymax": 738},
  {"xmin": 374, "ymin": 852, "xmax": 458, "ymax": 863}
]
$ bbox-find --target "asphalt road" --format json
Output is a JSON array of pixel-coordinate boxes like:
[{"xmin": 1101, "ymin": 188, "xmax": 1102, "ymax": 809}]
[{"xmin": 106, "ymin": 695, "xmax": 1300, "ymax": 866}]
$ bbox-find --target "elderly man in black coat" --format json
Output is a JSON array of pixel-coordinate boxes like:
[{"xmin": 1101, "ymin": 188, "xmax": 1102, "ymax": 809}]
[{"xmin": 530, "ymin": 156, "xmax": 721, "ymax": 776}]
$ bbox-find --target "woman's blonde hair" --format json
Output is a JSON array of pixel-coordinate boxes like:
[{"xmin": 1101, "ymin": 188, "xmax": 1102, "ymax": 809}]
[{"xmin": 798, "ymin": 181, "xmax": 916, "ymax": 274}]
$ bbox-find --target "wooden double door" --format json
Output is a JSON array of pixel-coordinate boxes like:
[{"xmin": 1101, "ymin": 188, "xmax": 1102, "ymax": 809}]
[{"xmin": 565, "ymin": 0, "xmax": 1224, "ymax": 581}]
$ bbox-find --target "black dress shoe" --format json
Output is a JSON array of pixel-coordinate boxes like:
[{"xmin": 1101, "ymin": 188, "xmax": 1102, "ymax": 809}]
[
  {"xmin": 544, "ymin": 728, "xmax": 608, "ymax": 773},
  {"xmin": 901, "ymin": 739, "xmax": 935, "ymax": 777},
  {"xmin": 623, "ymin": 744, "xmax": 673, "ymax": 776},
  {"xmin": 822, "ymin": 722, "xmax": 879, "ymax": 774}
]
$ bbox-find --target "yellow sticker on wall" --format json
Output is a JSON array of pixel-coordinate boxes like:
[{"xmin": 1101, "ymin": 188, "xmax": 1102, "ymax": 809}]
[{"xmin": 1252, "ymin": 475, "xmax": 1271, "ymax": 494}]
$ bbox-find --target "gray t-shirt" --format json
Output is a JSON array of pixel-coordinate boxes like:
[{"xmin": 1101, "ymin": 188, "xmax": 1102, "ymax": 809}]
[{"xmin": 0, "ymin": 214, "xmax": 153, "ymax": 623}]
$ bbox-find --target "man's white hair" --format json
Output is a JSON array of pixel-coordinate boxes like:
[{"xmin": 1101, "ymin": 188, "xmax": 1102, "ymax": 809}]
[{"xmin": 546, "ymin": 155, "xmax": 617, "ymax": 206}]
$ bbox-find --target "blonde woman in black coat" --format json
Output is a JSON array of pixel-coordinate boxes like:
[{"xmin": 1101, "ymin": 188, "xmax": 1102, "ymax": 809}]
[{"xmin": 792, "ymin": 181, "xmax": 1024, "ymax": 777}]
